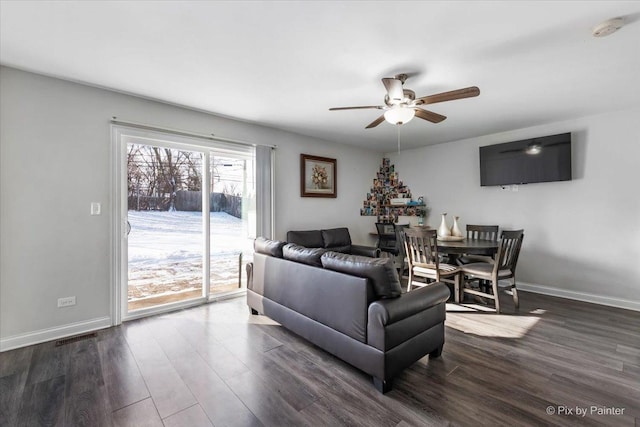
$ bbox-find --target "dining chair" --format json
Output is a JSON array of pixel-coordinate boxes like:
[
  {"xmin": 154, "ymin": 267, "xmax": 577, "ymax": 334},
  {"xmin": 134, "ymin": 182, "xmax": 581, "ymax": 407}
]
[
  {"xmin": 460, "ymin": 229, "xmax": 524, "ymax": 313},
  {"xmin": 375, "ymin": 222, "xmax": 399, "ymax": 257},
  {"xmin": 456, "ymin": 224, "xmax": 499, "ymax": 265},
  {"xmin": 402, "ymin": 228, "xmax": 461, "ymax": 298}
]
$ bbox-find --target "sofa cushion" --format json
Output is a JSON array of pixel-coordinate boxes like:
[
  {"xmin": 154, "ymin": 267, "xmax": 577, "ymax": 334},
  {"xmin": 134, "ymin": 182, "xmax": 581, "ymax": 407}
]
[
  {"xmin": 254, "ymin": 237, "xmax": 287, "ymax": 258},
  {"xmin": 286, "ymin": 230, "xmax": 324, "ymax": 248},
  {"xmin": 321, "ymin": 228, "xmax": 352, "ymax": 249},
  {"xmin": 327, "ymin": 245, "xmax": 351, "ymax": 253},
  {"xmin": 283, "ymin": 243, "xmax": 327, "ymax": 267},
  {"xmin": 321, "ymin": 251, "xmax": 402, "ymax": 299}
]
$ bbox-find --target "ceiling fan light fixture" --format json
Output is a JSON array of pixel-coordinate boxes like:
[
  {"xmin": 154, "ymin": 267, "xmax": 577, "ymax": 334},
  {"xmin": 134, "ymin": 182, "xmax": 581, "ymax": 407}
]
[{"xmin": 384, "ymin": 106, "xmax": 415, "ymax": 125}]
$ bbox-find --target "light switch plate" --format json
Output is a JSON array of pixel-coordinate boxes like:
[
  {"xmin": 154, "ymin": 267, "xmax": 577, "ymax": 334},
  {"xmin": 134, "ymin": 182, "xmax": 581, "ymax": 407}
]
[
  {"xmin": 91, "ymin": 202, "xmax": 101, "ymax": 215},
  {"xmin": 58, "ymin": 296, "xmax": 76, "ymax": 307}
]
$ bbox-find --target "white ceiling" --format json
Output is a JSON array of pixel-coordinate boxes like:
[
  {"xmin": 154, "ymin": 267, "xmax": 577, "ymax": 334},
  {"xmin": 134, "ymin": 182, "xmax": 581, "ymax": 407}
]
[{"xmin": 1, "ymin": 1, "xmax": 639, "ymax": 151}]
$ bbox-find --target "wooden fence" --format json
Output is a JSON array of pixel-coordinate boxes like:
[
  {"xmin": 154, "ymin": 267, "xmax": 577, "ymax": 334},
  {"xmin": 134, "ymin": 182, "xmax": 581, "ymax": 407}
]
[{"xmin": 128, "ymin": 191, "xmax": 242, "ymax": 218}]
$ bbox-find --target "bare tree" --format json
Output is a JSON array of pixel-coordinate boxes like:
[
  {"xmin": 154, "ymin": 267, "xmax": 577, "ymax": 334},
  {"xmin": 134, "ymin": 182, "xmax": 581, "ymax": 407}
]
[{"xmin": 127, "ymin": 144, "xmax": 202, "ymax": 211}]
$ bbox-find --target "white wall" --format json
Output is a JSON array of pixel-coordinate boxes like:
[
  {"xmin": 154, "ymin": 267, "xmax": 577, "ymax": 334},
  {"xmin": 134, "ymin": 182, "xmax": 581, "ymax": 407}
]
[
  {"xmin": 0, "ymin": 66, "xmax": 382, "ymax": 348},
  {"xmin": 386, "ymin": 108, "xmax": 640, "ymax": 310}
]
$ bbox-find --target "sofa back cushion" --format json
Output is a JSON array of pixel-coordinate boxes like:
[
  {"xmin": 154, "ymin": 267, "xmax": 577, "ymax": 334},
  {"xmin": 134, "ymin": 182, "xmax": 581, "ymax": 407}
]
[
  {"xmin": 321, "ymin": 251, "xmax": 402, "ymax": 299},
  {"xmin": 254, "ymin": 237, "xmax": 287, "ymax": 258},
  {"xmin": 286, "ymin": 230, "xmax": 324, "ymax": 248},
  {"xmin": 251, "ymin": 253, "xmax": 372, "ymax": 343},
  {"xmin": 321, "ymin": 228, "xmax": 352, "ymax": 253},
  {"xmin": 283, "ymin": 243, "xmax": 327, "ymax": 267}
]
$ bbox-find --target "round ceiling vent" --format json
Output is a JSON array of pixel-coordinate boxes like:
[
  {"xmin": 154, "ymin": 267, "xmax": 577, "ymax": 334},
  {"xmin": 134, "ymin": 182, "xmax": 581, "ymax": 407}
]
[{"xmin": 592, "ymin": 18, "xmax": 624, "ymax": 37}]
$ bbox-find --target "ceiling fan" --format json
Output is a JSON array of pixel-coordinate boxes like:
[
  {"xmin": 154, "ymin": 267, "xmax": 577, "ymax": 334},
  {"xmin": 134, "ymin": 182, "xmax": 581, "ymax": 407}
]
[{"xmin": 329, "ymin": 74, "xmax": 480, "ymax": 129}]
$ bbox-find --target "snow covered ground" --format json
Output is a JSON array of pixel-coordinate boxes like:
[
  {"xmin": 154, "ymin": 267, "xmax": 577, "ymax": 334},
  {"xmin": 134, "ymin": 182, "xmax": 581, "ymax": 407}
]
[{"xmin": 127, "ymin": 210, "xmax": 254, "ymax": 301}]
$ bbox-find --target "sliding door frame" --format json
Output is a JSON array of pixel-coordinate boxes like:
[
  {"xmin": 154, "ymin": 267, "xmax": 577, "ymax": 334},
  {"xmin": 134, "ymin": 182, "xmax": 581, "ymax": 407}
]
[
  {"xmin": 111, "ymin": 123, "xmax": 271, "ymax": 326},
  {"xmin": 112, "ymin": 126, "xmax": 213, "ymax": 322}
]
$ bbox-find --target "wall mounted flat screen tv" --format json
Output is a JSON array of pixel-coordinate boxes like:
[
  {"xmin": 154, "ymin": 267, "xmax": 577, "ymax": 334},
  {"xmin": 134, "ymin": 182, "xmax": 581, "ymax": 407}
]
[{"xmin": 479, "ymin": 132, "xmax": 572, "ymax": 186}]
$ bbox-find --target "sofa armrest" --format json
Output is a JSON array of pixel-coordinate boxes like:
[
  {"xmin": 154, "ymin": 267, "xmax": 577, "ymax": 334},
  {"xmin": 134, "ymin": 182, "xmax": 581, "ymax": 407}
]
[
  {"xmin": 369, "ymin": 283, "xmax": 449, "ymax": 326},
  {"xmin": 246, "ymin": 262, "xmax": 254, "ymax": 290},
  {"xmin": 351, "ymin": 245, "xmax": 381, "ymax": 258},
  {"xmin": 367, "ymin": 283, "xmax": 449, "ymax": 351}
]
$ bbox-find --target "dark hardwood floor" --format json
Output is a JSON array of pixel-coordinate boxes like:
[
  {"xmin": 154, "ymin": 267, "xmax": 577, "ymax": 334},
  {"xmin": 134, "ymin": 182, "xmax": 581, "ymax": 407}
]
[{"xmin": 1, "ymin": 290, "xmax": 638, "ymax": 426}]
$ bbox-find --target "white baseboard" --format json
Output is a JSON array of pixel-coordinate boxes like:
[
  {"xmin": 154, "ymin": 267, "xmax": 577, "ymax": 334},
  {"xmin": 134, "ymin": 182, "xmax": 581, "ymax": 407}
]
[
  {"xmin": 0, "ymin": 316, "xmax": 112, "ymax": 352},
  {"xmin": 1, "ymin": 285, "xmax": 635, "ymax": 352},
  {"xmin": 518, "ymin": 282, "xmax": 640, "ymax": 312}
]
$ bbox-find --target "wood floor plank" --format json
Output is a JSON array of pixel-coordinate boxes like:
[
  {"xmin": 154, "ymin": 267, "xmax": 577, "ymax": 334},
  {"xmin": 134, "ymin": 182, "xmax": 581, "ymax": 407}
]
[
  {"xmin": 97, "ymin": 332, "xmax": 150, "ymax": 411},
  {"xmin": 144, "ymin": 315, "xmax": 263, "ymax": 427},
  {"xmin": 125, "ymin": 335, "xmax": 197, "ymax": 419},
  {"xmin": 0, "ymin": 373, "xmax": 25, "ymax": 426},
  {"xmin": 252, "ymin": 322, "xmax": 312, "ymax": 353},
  {"xmin": 623, "ymin": 361, "xmax": 640, "ymax": 377},
  {"xmin": 272, "ymin": 345, "xmax": 413, "ymax": 426},
  {"xmin": 111, "ymin": 397, "xmax": 163, "ymax": 427},
  {"xmin": 221, "ymin": 337, "xmax": 318, "ymax": 412},
  {"xmin": 167, "ymin": 351, "xmax": 263, "ymax": 427},
  {"xmin": 24, "ymin": 341, "xmax": 69, "ymax": 387},
  {"xmin": 297, "ymin": 397, "xmax": 354, "ymax": 427},
  {"xmin": 442, "ymin": 365, "xmax": 560, "ymax": 426},
  {"xmin": 225, "ymin": 370, "xmax": 310, "ymax": 426},
  {"xmin": 162, "ymin": 404, "xmax": 213, "ymax": 427},
  {"xmin": 0, "ymin": 346, "xmax": 33, "ymax": 426},
  {"xmin": 64, "ymin": 339, "xmax": 112, "ymax": 427},
  {"xmin": 263, "ymin": 343, "xmax": 407, "ymax": 425},
  {"xmin": 196, "ymin": 339, "xmax": 252, "ymax": 381},
  {"xmin": 0, "ymin": 346, "xmax": 33, "ymax": 377},
  {"xmin": 548, "ymin": 372, "xmax": 640, "ymax": 417},
  {"xmin": 16, "ymin": 375, "xmax": 66, "ymax": 427},
  {"xmin": 169, "ymin": 317, "xmax": 252, "ymax": 381}
]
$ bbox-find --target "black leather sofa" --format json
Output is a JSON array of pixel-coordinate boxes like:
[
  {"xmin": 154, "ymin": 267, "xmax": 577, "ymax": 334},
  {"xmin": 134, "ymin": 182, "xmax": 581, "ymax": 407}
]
[
  {"xmin": 246, "ymin": 237, "xmax": 450, "ymax": 393},
  {"xmin": 286, "ymin": 227, "xmax": 380, "ymax": 258}
]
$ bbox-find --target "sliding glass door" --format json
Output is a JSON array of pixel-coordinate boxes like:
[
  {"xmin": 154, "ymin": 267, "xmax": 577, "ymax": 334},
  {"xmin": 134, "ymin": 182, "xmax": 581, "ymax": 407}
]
[
  {"xmin": 126, "ymin": 143, "xmax": 205, "ymax": 312},
  {"xmin": 116, "ymin": 127, "xmax": 257, "ymax": 319}
]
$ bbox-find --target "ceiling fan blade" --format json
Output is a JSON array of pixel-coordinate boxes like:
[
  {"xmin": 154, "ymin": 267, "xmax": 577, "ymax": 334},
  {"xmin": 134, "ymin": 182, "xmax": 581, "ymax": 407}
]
[
  {"xmin": 416, "ymin": 86, "xmax": 480, "ymax": 105},
  {"xmin": 365, "ymin": 115, "xmax": 386, "ymax": 129},
  {"xmin": 382, "ymin": 77, "xmax": 404, "ymax": 101},
  {"xmin": 414, "ymin": 108, "xmax": 447, "ymax": 123},
  {"xmin": 329, "ymin": 105, "xmax": 383, "ymax": 111}
]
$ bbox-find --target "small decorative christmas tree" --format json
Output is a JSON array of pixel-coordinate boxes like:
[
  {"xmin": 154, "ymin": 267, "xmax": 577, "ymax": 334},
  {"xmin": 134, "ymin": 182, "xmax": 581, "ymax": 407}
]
[{"xmin": 360, "ymin": 158, "xmax": 426, "ymax": 223}]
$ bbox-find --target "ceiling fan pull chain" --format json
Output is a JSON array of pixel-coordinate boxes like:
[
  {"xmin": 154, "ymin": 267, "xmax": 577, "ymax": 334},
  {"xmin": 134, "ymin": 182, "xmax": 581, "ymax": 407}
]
[{"xmin": 397, "ymin": 124, "xmax": 401, "ymax": 153}]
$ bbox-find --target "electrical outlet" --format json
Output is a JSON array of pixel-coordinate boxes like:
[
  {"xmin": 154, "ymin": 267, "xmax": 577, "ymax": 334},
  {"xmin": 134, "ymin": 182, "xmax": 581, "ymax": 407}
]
[
  {"xmin": 58, "ymin": 296, "xmax": 76, "ymax": 308},
  {"xmin": 90, "ymin": 202, "xmax": 101, "ymax": 215}
]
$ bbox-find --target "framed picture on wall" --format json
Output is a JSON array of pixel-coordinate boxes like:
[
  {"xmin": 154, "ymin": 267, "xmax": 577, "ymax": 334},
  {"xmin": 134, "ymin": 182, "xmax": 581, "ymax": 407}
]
[{"xmin": 301, "ymin": 154, "xmax": 337, "ymax": 198}]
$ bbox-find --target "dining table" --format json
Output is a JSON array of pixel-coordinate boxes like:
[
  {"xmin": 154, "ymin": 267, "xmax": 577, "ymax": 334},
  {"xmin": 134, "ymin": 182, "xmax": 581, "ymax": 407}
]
[{"xmin": 436, "ymin": 238, "xmax": 499, "ymax": 265}]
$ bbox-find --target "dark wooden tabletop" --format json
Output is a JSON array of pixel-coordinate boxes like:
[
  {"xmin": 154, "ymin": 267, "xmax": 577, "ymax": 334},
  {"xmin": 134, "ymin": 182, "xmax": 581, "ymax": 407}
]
[{"xmin": 437, "ymin": 238, "xmax": 498, "ymax": 255}]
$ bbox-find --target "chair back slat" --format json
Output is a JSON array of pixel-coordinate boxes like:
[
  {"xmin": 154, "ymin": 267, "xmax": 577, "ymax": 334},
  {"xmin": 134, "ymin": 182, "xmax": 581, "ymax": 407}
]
[
  {"xmin": 394, "ymin": 223, "xmax": 411, "ymax": 256},
  {"xmin": 466, "ymin": 224, "xmax": 499, "ymax": 241},
  {"xmin": 495, "ymin": 230, "xmax": 524, "ymax": 272},
  {"xmin": 402, "ymin": 228, "xmax": 440, "ymax": 267}
]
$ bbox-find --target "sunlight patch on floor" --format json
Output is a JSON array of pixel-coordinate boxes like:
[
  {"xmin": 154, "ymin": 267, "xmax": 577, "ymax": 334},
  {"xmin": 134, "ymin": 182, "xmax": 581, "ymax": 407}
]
[
  {"xmin": 247, "ymin": 315, "xmax": 280, "ymax": 326},
  {"xmin": 445, "ymin": 310, "xmax": 542, "ymax": 338}
]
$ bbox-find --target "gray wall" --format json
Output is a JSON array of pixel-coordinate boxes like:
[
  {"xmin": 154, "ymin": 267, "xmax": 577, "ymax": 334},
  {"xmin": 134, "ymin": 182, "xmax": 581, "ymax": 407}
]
[
  {"xmin": 0, "ymin": 66, "xmax": 382, "ymax": 345},
  {"xmin": 3, "ymin": 64, "xmax": 637, "ymax": 349},
  {"xmin": 386, "ymin": 108, "xmax": 640, "ymax": 309}
]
